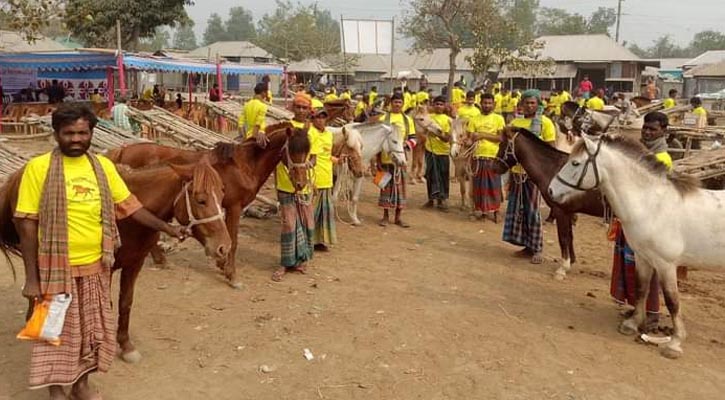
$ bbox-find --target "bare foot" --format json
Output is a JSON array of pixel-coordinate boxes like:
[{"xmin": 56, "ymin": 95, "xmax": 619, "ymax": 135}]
[
  {"xmin": 271, "ymin": 267, "xmax": 287, "ymax": 282},
  {"xmin": 293, "ymin": 263, "xmax": 308, "ymax": 274},
  {"xmin": 394, "ymin": 220, "xmax": 410, "ymax": 228},
  {"xmin": 514, "ymin": 248, "xmax": 533, "ymax": 258},
  {"xmin": 378, "ymin": 219, "xmax": 389, "ymax": 227},
  {"xmin": 530, "ymin": 252, "xmax": 544, "ymax": 264}
]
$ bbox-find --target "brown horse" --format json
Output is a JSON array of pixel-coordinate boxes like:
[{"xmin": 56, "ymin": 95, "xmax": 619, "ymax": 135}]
[
  {"xmin": 495, "ymin": 127, "xmax": 606, "ymax": 279},
  {"xmin": 324, "ymin": 99, "xmax": 355, "ymax": 125},
  {"xmin": 0, "ymin": 156, "xmax": 232, "ymax": 364},
  {"xmin": 107, "ymin": 123, "xmax": 312, "ymax": 288}
]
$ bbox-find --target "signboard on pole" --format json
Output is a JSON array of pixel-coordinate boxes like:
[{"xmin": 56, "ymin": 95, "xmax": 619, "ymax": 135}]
[{"xmin": 341, "ymin": 19, "xmax": 393, "ymax": 55}]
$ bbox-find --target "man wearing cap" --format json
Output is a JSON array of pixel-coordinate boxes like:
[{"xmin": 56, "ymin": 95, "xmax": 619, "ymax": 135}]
[
  {"xmin": 272, "ymin": 92, "xmax": 320, "ymax": 282},
  {"xmin": 504, "ymin": 89, "xmax": 557, "ymax": 264},
  {"xmin": 309, "ymin": 108, "xmax": 337, "ymax": 251},
  {"xmin": 458, "ymin": 91, "xmax": 482, "ymax": 121},
  {"xmin": 376, "ymin": 92, "xmax": 416, "ymax": 227},
  {"xmin": 424, "ymin": 96, "xmax": 453, "ymax": 210},
  {"xmin": 237, "ymin": 82, "xmax": 268, "ymax": 145},
  {"xmin": 416, "ymin": 85, "xmax": 430, "ymax": 108}
]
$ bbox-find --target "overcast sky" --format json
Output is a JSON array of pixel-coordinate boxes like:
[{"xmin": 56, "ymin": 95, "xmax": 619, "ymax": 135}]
[{"xmin": 186, "ymin": 0, "xmax": 725, "ymax": 48}]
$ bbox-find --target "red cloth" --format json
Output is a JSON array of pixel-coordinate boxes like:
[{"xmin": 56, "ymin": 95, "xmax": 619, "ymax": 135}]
[{"xmin": 579, "ymin": 80, "xmax": 593, "ymax": 93}]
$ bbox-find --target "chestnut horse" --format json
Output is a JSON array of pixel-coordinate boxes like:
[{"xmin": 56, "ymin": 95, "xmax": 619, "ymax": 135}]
[
  {"xmin": 0, "ymin": 156, "xmax": 231, "ymax": 364},
  {"xmin": 107, "ymin": 123, "xmax": 312, "ymax": 288},
  {"xmin": 495, "ymin": 127, "xmax": 606, "ymax": 279}
]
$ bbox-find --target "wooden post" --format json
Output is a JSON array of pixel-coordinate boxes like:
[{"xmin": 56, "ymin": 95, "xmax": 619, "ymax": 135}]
[{"xmin": 116, "ymin": 20, "xmax": 127, "ymax": 97}]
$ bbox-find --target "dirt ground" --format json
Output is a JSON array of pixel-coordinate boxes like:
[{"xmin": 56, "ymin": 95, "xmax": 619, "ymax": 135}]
[{"xmin": 2, "ymin": 147, "xmax": 725, "ymax": 399}]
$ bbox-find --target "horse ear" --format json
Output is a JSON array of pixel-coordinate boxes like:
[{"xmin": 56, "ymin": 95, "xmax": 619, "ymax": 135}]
[
  {"xmin": 285, "ymin": 126, "xmax": 293, "ymax": 137},
  {"xmin": 581, "ymin": 134, "xmax": 599, "ymax": 153},
  {"xmin": 169, "ymin": 163, "xmax": 195, "ymax": 181}
]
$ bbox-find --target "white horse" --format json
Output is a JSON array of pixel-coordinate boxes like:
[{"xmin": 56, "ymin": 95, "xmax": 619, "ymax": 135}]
[
  {"xmin": 331, "ymin": 122, "xmax": 406, "ymax": 225},
  {"xmin": 548, "ymin": 133, "xmax": 711, "ymax": 359},
  {"xmin": 449, "ymin": 118, "xmax": 476, "ymax": 210}
]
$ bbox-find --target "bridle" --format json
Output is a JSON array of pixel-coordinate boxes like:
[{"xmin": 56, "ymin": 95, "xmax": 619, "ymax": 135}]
[
  {"xmin": 382, "ymin": 126, "xmax": 406, "ymax": 165},
  {"xmin": 281, "ymin": 140, "xmax": 313, "ymax": 193},
  {"xmin": 494, "ymin": 130, "xmax": 519, "ymax": 170},
  {"xmin": 554, "ymin": 139, "xmax": 602, "ymax": 191},
  {"xmin": 173, "ymin": 182, "xmax": 226, "ymax": 235}
]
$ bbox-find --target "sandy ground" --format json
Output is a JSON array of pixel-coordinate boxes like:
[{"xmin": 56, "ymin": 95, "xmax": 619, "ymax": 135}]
[{"xmin": 2, "ymin": 153, "xmax": 725, "ymax": 399}]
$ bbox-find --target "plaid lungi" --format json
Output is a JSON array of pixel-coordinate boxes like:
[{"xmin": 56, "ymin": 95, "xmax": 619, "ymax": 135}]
[
  {"xmin": 29, "ymin": 267, "xmax": 116, "ymax": 389},
  {"xmin": 502, "ymin": 174, "xmax": 543, "ymax": 253},
  {"xmin": 610, "ymin": 224, "xmax": 661, "ymax": 313},
  {"xmin": 313, "ymin": 188, "xmax": 337, "ymax": 246},
  {"xmin": 278, "ymin": 190, "xmax": 314, "ymax": 268},
  {"xmin": 425, "ymin": 151, "xmax": 450, "ymax": 201},
  {"xmin": 472, "ymin": 158, "xmax": 502, "ymax": 213},
  {"xmin": 378, "ymin": 164, "xmax": 407, "ymax": 210}
]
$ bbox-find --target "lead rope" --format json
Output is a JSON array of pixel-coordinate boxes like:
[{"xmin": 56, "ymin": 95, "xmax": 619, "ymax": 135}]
[{"xmin": 333, "ymin": 158, "xmax": 358, "ymax": 225}]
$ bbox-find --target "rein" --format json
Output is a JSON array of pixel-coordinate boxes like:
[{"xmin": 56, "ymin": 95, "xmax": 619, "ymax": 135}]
[
  {"xmin": 554, "ymin": 139, "xmax": 602, "ymax": 191},
  {"xmin": 281, "ymin": 140, "xmax": 314, "ymax": 194},
  {"xmin": 173, "ymin": 182, "xmax": 226, "ymax": 235}
]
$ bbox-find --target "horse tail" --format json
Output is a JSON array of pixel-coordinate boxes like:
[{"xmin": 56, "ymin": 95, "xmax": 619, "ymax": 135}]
[{"xmin": 0, "ymin": 169, "xmax": 23, "ymax": 279}]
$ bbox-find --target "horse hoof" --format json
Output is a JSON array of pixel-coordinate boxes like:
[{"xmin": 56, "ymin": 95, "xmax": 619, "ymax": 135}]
[
  {"xmin": 228, "ymin": 280, "xmax": 243, "ymax": 290},
  {"xmin": 553, "ymin": 270, "xmax": 566, "ymax": 281},
  {"xmin": 618, "ymin": 320, "xmax": 639, "ymax": 336},
  {"xmin": 121, "ymin": 350, "xmax": 142, "ymax": 364},
  {"xmin": 660, "ymin": 343, "xmax": 683, "ymax": 359}
]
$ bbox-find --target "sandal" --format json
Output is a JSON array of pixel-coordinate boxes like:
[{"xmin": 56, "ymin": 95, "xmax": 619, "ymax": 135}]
[
  {"xmin": 378, "ymin": 219, "xmax": 389, "ymax": 227},
  {"xmin": 271, "ymin": 267, "xmax": 287, "ymax": 282}
]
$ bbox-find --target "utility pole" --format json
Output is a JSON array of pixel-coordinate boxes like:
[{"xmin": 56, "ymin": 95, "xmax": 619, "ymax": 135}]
[{"xmin": 615, "ymin": 0, "xmax": 624, "ymax": 43}]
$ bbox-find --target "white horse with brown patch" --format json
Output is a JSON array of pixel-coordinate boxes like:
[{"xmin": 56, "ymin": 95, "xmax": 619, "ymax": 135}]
[{"xmin": 548, "ymin": 133, "xmax": 715, "ymax": 359}]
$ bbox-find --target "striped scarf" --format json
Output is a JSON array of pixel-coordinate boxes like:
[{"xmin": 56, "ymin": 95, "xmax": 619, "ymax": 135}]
[{"xmin": 38, "ymin": 149, "xmax": 120, "ymax": 295}]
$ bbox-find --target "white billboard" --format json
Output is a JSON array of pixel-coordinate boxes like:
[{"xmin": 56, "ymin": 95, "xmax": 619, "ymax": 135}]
[{"xmin": 341, "ymin": 19, "xmax": 393, "ymax": 55}]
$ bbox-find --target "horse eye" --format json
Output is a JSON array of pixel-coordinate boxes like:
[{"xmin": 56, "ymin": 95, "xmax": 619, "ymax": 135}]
[
  {"xmin": 571, "ymin": 160, "xmax": 580, "ymax": 167},
  {"xmin": 197, "ymin": 199, "xmax": 207, "ymax": 205}
]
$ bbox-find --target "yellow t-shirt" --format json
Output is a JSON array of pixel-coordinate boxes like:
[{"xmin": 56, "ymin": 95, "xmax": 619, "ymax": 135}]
[
  {"xmin": 474, "ymin": 93, "xmax": 481, "ymax": 106},
  {"xmin": 425, "ymin": 113, "xmax": 452, "ymax": 155},
  {"xmin": 494, "ymin": 93, "xmax": 503, "ymax": 114},
  {"xmin": 311, "ymin": 98, "xmax": 324, "ymax": 110},
  {"xmin": 560, "ymin": 91, "xmax": 572, "ymax": 103},
  {"xmin": 586, "ymin": 96, "xmax": 605, "ymax": 111},
  {"xmin": 324, "ymin": 93, "xmax": 338, "ymax": 103},
  {"xmin": 502, "ymin": 94, "xmax": 516, "ymax": 113},
  {"xmin": 16, "ymin": 153, "xmax": 132, "ymax": 266},
  {"xmin": 467, "ymin": 113, "xmax": 506, "ymax": 158},
  {"xmin": 548, "ymin": 94, "xmax": 560, "ymax": 115},
  {"xmin": 457, "ymin": 104, "xmax": 481, "ymax": 121},
  {"xmin": 655, "ymin": 151, "xmax": 673, "ymax": 170},
  {"xmin": 381, "ymin": 112, "xmax": 416, "ymax": 164},
  {"xmin": 310, "ymin": 125, "xmax": 334, "ymax": 189},
  {"xmin": 354, "ymin": 101, "xmax": 367, "ymax": 118},
  {"xmin": 403, "ymin": 92, "xmax": 413, "ymax": 112},
  {"xmin": 692, "ymin": 106, "xmax": 707, "ymax": 117},
  {"xmin": 275, "ymin": 120, "xmax": 320, "ymax": 194},
  {"xmin": 340, "ymin": 92, "xmax": 352, "ymax": 101},
  {"xmin": 663, "ymin": 98, "xmax": 676, "ymax": 109},
  {"xmin": 369, "ymin": 91, "xmax": 378, "ymax": 106},
  {"xmin": 451, "ymin": 87, "xmax": 465, "ymax": 106},
  {"xmin": 416, "ymin": 91, "xmax": 429, "ymax": 105},
  {"xmin": 238, "ymin": 98, "xmax": 268, "ymax": 138},
  {"xmin": 510, "ymin": 116, "xmax": 557, "ymax": 173}
]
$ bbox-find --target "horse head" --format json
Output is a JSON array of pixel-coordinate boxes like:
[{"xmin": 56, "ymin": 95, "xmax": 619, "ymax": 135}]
[
  {"xmin": 383, "ymin": 124, "xmax": 407, "ymax": 167},
  {"xmin": 412, "ymin": 106, "xmax": 443, "ymax": 138},
  {"xmin": 548, "ymin": 134, "xmax": 603, "ymax": 204},
  {"xmin": 559, "ymin": 101, "xmax": 617, "ymax": 136},
  {"xmin": 283, "ymin": 126, "xmax": 312, "ymax": 192},
  {"xmin": 339, "ymin": 126, "xmax": 365, "ymax": 178},
  {"xmin": 169, "ymin": 156, "xmax": 231, "ymax": 263},
  {"xmin": 450, "ymin": 118, "xmax": 467, "ymax": 158},
  {"xmin": 493, "ymin": 126, "xmax": 520, "ymax": 174}
]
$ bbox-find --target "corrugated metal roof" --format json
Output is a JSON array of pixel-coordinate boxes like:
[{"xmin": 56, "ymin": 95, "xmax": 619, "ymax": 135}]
[
  {"xmin": 683, "ymin": 50, "xmax": 725, "ymax": 68},
  {"xmin": 287, "ymin": 59, "xmax": 333, "ymax": 73},
  {"xmin": 0, "ymin": 30, "xmax": 67, "ymax": 52},
  {"xmin": 499, "ymin": 63, "xmax": 576, "ymax": 79},
  {"xmin": 534, "ymin": 34, "xmax": 641, "ymax": 62},
  {"xmin": 351, "ymin": 48, "xmax": 475, "ymax": 73},
  {"xmin": 188, "ymin": 41, "xmax": 274, "ymax": 60},
  {"xmin": 688, "ymin": 61, "xmax": 725, "ymax": 77}
]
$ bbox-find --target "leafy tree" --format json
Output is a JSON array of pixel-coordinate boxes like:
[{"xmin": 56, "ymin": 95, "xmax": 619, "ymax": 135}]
[
  {"xmin": 689, "ymin": 30, "xmax": 725, "ymax": 55},
  {"xmin": 255, "ymin": 1, "xmax": 341, "ymax": 61},
  {"xmin": 536, "ymin": 6, "xmax": 616, "ymax": 37},
  {"xmin": 203, "ymin": 13, "xmax": 228, "ymax": 45},
  {"xmin": 63, "ymin": 0, "xmax": 192, "ymax": 50},
  {"xmin": 0, "ymin": 0, "xmax": 64, "ymax": 42},
  {"xmin": 502, "ymin": 0, "xmax": 539, "ymax": 46},
  {"xmin": 139, "ymin": 26, "xmax": 170, "ymax": 51},
  {"xmin": 587, "ymin": 7, "xmax": 617, "ymax": 35},
  {"xmin": 225, "ymin": 6, "xmax": 256, "ymax": 41},
  {"xmin": 173, "ymin": 22, "xmax": 197, "ymax": 50},
  {"xmin": 399, "ymin": 0, "xmax": 468, "ymax": 101}
]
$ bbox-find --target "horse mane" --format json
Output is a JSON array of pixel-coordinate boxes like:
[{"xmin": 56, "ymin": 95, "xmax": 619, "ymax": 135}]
[
  {"xmin": 343, "ymin": 126, "xmax": 363, "ymax": 150},
  {"xmin": 288, "ymin": 127, "xmax": 311, "ymax": 155},
  {"xmin": 515, "ymin": 127, "xmax": 569, "ymax": 158},
  {"xmin": 191, "ymin": 157, "xmax": 224, "ymax": 195},
  {"xmin": 575, "ymin": 135, "xmax": 700, "ymax": 196},
  {"xmin": 0, "ymin": 169, "xmax": 24, "ymax": 278},
  {"xmin": 325, "ymin": 99, "xmax": 351, "ymax": 107},
  {"xmin": 212, "ymin": 122, "xmax": 294, "ymax": 163}
]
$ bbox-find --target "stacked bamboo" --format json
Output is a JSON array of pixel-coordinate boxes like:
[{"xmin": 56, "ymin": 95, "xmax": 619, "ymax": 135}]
[
  {"xmin": 91, "ymin": 120, "xmax": 149, "ymax": 153},
  {"xmin": 674, "ymin": 147, "xmax": 725, "ymax": 180},
  {"xmin": 0, "ymin": 142, "xmax": 31, "ymax": 183},
  {"xmin": 126, "ymin": 106, "xmax": 232, "ymax": 150}
]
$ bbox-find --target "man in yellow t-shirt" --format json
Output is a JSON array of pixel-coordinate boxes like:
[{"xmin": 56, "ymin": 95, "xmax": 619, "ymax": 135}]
[
  {"xmin": 493, "ymin": 88, "xmax": 504, "ymax": 115},
  {"xmin": 663, "ymin": 89, "xmax": 677, "ymax": 109},
  {"xmin": 690, "ymin": 96, "xmax": 707, "ymax": 120},
  {"xmin": 339, "ymin": 87, "xmax": 352, "ymax": 101},
  {"xmin": 273, "ymin": 93, "xmax": 319, "ymax": 282},
  {"xmin": 586, "ymin": 89, "xmax": 605, "ymax": 111},
  {"xmin": 354, "ymin": 93, "xmax": 369, "ymax": 121},
  {"xmin": 504, "ymin": 89, "xmax": 556, "ymax": 265},
  {"xmin": 324, "ymin": 88, "xmax": 338, "ymax": 103},
  {"xmin": 451, "ymin": 83, "xmax": 466, "ymax": 114},
  {"xmin": 466, "ymin": 92, "xmax": 506, "ymax": 219},
  {"xmin": 403, "ymin": 88, "xmax": 415, "ymax": 113},
  {"xmin": 547, "ymin": 90, "xmax": 561, "ymax": 116},
  {"xmin": 369, "ymin": 86, "xmax": 379, "ymax": 107},
  {"xmin": 416, "ymin": 86, "xmax": 430, "ymax": 107},
  {"xmin": 15, "ymin": 104, "xmax": 184, "ymax": 399},
  {"xmin": 424, "ymin": 96, "xmax": 453, "ymax": 210},
  {"xmin": 238, "ymin": 83, "xmax": 268, "ymax": 143},
  {"xmin": 309, "ymin": 108, "xmax": 337, "ymax": 251},
  {"xmin": 457, "ymin": 91, "xmax": 482, "ymax": 121},
  {"xmin": 377, "ymin": 92, "xmax": 416, "ymax": 227}
]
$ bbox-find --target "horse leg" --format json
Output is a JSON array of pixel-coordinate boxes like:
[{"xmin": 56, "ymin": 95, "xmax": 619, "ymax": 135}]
[
  {"xmin": 117, "ymin": 256, "xmax": 146, "ymax": 364},
  {"xmin": 220, "ymin": 204, "xmax": 242, "ymax": 289},
  {"xmin": 658, "ymin": 265, "xmax": 686, "ymax": 359},
  {"xmin": 149, "ymin": 243, "xmax": 167, "ymax": 266},
  {"xmin": 553, "ymin": 211, "xmax": 572, "ymax": 280},
  {"xmin": 350, "ymin": 177, "xmax": 363, "ymax": 225},
  {"xmin": 619, "ymin": 259, "xmax": 655, "ymax": 335}
]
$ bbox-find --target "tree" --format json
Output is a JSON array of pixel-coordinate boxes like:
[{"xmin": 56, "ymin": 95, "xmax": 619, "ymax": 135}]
[
  {"xmin": 689, "ymin": 30, "xmax": 725, "ymax": 55},
  {"xmin": 173, "ymin": 22, "xmax": 197, "ymax": 50},
  {"xmin": 139, "ymin": 26, "xmax": 170, "ymax": 51},
  {"xmin": 203, "ymin": 13, "xmax": 228, "ymax": 45},
  {"xmin": 587, "ymin": 7, "xmax": 617, "ymax": 35},
  {"xmin": 0, "ymin": 0, "xmax": 64, "ymax": 42},
  {"xmin": 63, "ymin": 0, "xmax": 192, "ymax": 50},
  {"xmin": 502, "ymin": 0, "xmax": 539, "ymax": 47},
  {"xmin": 256, "ymin": 1, "xmax": 341, "ymax": 61},
  {"xmin": 225, "ymin": 6, "xmax": 256, "ymax": 41},
  {"xmin": 399, "ymin": 0, "xmax": 468, "ymax": 101}
]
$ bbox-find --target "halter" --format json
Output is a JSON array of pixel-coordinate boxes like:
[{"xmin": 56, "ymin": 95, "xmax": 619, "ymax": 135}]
[
  {"xmin": 281, "ymin": 141, "xmax": 313, "ymax": 193},
  {"xmin": 554, "ymin": 139, "xmax": 602, "ymax": 191},
  {"xmin": 493, "ymin": 130, "xmax": 519, "ymax": 171},
  {"xmin": 173, "ymin": 182, "xmax": 226, "ymax": 235}
]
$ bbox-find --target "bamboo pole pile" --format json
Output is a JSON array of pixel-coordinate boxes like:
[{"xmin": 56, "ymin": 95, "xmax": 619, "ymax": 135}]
[
  {"xmin": 91, "ymin": 120, "xmax": 149, "ymax": 153},
  {"xmin": 126, "ymin": 106, "xmax": 232, "ymax": 150},
  {"xmin": 0, "ymin": 142, "xmax": 31, "ymax": 183},
  {"xmin": 674, "ymin": 147, "xmax": 725, "ymax": 181},
  {"xmin": 202, "ymin": 100, "xmax": 241, "ymax": 133}
]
